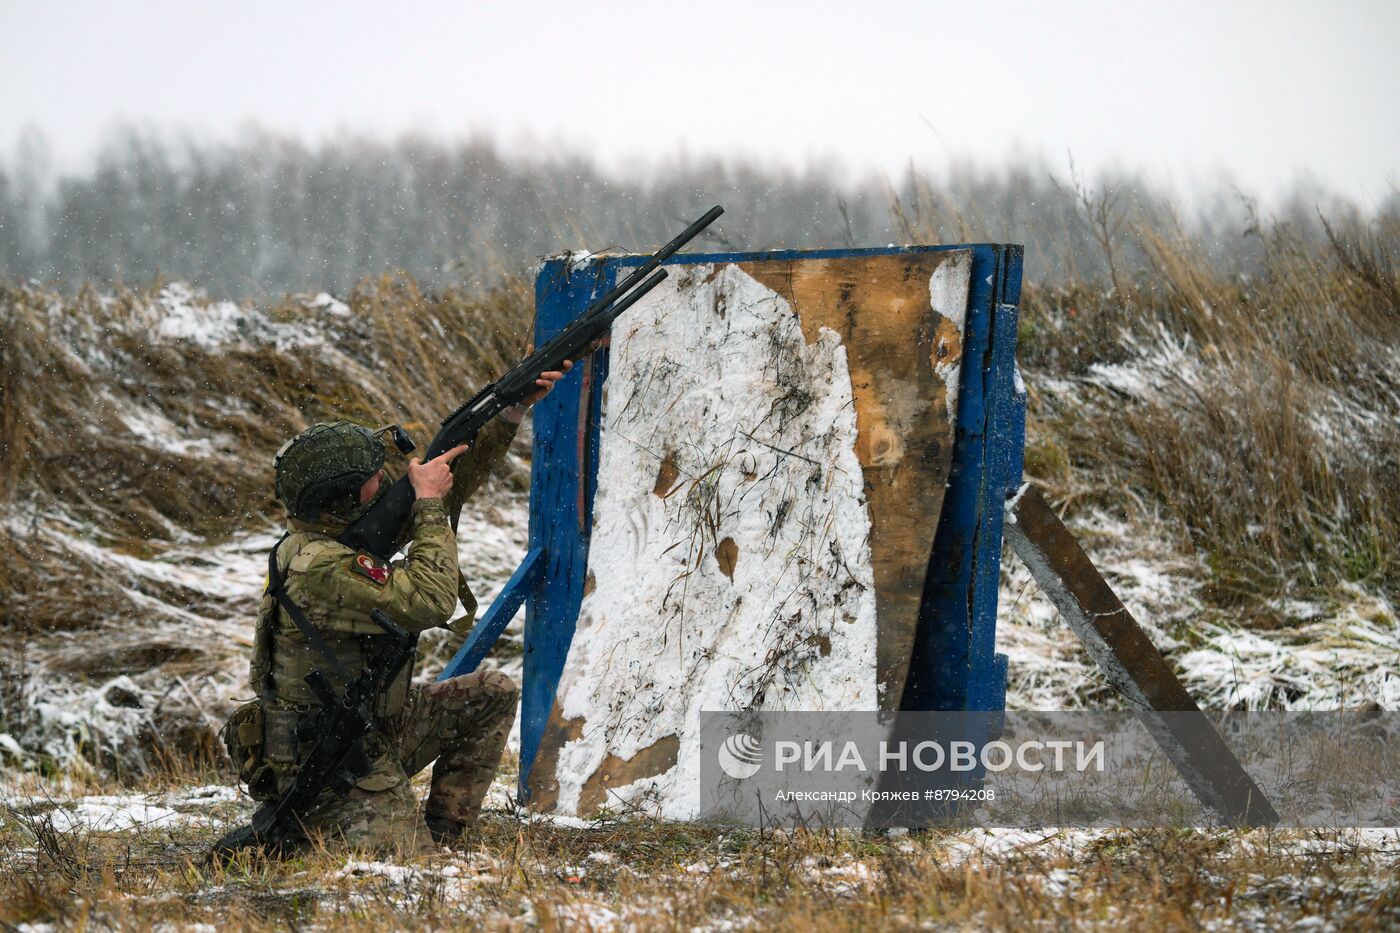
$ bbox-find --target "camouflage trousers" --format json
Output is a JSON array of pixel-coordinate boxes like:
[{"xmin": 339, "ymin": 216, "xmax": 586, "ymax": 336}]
[{"xmin": 289, "ymin": 669, "xmax": 518, "ymax": 854}]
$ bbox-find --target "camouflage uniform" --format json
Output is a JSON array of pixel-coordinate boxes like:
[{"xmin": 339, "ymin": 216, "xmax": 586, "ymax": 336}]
[{"xmin": 234, "ymin": 419, "xmax": 520, "ymax": 854}]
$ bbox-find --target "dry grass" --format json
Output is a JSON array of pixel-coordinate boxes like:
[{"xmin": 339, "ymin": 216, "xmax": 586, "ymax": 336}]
[
  {"xmin": 1, "ymin": 206, "xmax": 1395, "ymax": 764},
  {"xmin": 0, "ymin": 274, "xmax": 535, "ymax": 775},
  {"xmin": 0, "ymin": 273, "xmax": 532, "ymax": 537},
  {"xmin": 1, "ymin": 765, "xmax": 1396, "ymax": 931},
  {"xmin": 0, "ymin": 273, "xmax": 533, "ymax": 623},
  {"xmin": 1011, "ymin": 205, "xmax": 1400, "ymax": 611},
  {"xmin": 4, "ymin": 200, "xmax": 1393, "ymax": 630},
  {"xmin": 2, "ymin": 201, "xmax": 1397, "ymax": 929}
]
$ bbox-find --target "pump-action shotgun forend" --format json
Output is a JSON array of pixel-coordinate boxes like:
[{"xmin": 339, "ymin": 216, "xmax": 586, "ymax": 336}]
[{"xmin": 338, "ymin": 204, "xmax": 724, "ymax": 561}]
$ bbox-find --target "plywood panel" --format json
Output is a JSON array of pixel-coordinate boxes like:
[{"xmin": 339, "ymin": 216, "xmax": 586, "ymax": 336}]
[{"xmin": 528, "ymin": 251, "xmax": 970, "ymax": 818}]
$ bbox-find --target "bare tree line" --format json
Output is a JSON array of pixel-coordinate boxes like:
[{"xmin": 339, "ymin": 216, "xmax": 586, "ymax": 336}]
[{"xmin": 0, "ymin": 126, "xmax": 1392, "ymax": 297}]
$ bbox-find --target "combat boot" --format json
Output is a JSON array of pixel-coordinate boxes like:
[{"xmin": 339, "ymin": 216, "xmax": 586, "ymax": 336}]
[{"xmin": 424, "ymin": 812, "xmax": 469, "ymax": 847}]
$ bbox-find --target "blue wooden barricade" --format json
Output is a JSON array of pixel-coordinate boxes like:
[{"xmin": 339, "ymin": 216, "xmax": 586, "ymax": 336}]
[{"xmin": 441, "ymin": 243, "xmax": 1026, "ymax": 799}]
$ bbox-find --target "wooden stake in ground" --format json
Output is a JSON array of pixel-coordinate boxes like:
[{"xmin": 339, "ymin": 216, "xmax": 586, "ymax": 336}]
[{"xmin": 1003, "ymin": 482, "xmax": 1279, "ymax": 827}]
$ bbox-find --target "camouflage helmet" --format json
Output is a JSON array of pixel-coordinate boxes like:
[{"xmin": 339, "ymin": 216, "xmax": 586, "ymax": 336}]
[{"xmin": 274, "ymin": 422, "xmax": 386, "ymax": 521}]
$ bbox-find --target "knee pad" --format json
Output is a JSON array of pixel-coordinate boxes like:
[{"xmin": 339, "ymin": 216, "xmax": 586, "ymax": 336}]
[{"xmin": 481, "ymin": 670, "xmax": 519, "ymax": 702}]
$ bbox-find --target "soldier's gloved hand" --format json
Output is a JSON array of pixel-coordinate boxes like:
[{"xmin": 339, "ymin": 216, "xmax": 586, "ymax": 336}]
[
  {"xmin": 407, "ymin": 444, "xmax": 469, "ymax": 500},
  {"xmin": 504, "ymin": 347, "xmax": 574, "ymax": 424},
  {"xmin": 521, "ymin": 359, "xmax": 571, "ymax": 406}
]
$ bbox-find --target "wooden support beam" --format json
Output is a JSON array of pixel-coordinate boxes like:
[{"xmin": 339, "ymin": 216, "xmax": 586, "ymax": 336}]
[
  {"xmin": 438, "ymin": 547, "xmax": 545, "ymax": 681},
  {"xmin": 1003, "ymin": 482, "xmax": 1278, "ymax": 827}
]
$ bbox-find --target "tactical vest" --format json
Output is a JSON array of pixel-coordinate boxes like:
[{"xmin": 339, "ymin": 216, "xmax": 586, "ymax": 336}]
[{"xmin": 240, "ymin": 533, "xmax": 414, "ymax": 786}]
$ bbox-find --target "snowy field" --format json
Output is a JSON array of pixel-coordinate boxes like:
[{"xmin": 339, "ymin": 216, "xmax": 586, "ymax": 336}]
[
  {"xmin": 3, "ymin": 770, "xmax": 1396, "ymax": 931},
  {"xmin": 1, "ymin": 277, "xmax": 1396, "ymax": 930},
  {"xmin": 3, "ymin": 278, "xmax": 1392, "ymax": 782},
  {"xmin": 3, "ymin": 471, "xmax": 1394, "ymax": 779},
  {"xmin": 2, "ymin": 419, "xmax": 1395, "ymax": 929}
]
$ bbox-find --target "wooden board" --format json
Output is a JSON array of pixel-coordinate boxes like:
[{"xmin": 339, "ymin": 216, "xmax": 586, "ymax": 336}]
[
  {"xmin": 741, "ymin": 254, "xmax": 968, "ymax": 708},
  {"xmin": 528, "ymin": 251, "xmax": 971, "ymax": 817},
  {"xmin": 1003, "ymin": 483, "xmax": 1279, "ymax": 827}
]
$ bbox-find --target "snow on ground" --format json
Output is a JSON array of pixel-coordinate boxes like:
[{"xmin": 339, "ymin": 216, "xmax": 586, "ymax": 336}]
[
  {"xmin": 0, "ymin": 785, "xmax": 243, "ymax": 834},
  {"xmin": 2, "ymin": 278, "xmax": 1393, "ymax": 792},
  {"xmin": 151, "ymin": 282, "xmax": 325, "ymax": 351},
  {"xmin": 451, "ymin": 495, "xmax": 532, "ymax": 632},
  {"xmin": 29, "ymin": 281, "xmax": 337, "ymax": 368},
  {"xmin": 939, "ymin": 825, "xmax": 1400, "ymax": 867},
  {"xmin": 996, "ymin": 507, "xmax": 1398, "ymax": 711},
  {"xmin": 307, "ymin": 825, "xmax": 1400, "ymax": 929},
  {"xmin": 111, "ymin": 394, "xmax": 228, "ymax": 457},
  {"xmin": 998, "ymin": 507, "xmax": 1196, "ymax": 709},
  {"xmin": 5, "ymin": 435, "xmax": 1393, "ymax": 779},
  {"xmin": 3, "ymin": 283, "xmax": 1394, "ymax": 933},
  {"xmin": 304, "ymin": 292, "xmax": 350, "ymax": 316},
  {"xmin": 1, "ymin": 492, "xmax": 531, "ymax": 774},
  {"xmin": 1001, "ymin": 322, "xmax": 1397, "ymax": 712},
  {"xmin": 5, "ymin": 440, "xmax": 1393, "ymax": 784},
  {"xmin": 0, "ymin": 511, "xmax": 273, "ymax": 772}
]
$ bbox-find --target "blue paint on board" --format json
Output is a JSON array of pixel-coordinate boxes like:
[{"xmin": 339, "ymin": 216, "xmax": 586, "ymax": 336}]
[
  {"xmin": 516, "ymin": 258, "xmax": 615, "ymax": 796},
  {"xmin": 512, "ymin": 243, "xmax": 1026, "ymax": 794},
  {"xmin": 438, "ymin": 547, "xmax": 544, "ymax": 680},
  {"xmin": 900, "ymin": 245, "xmax": 1025, "ymax": 713}
]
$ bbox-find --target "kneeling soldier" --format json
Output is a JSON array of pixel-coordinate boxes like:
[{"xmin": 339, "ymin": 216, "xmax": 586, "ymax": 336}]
[{"xmin": 222, "ymin": 365, "xmax": 566, "ymax": 854}]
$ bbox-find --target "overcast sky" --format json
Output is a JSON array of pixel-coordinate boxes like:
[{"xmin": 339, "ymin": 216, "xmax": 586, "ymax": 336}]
[{"xmin": 3, "ymin": 0, "xmax": 1397, "ymax": 206}]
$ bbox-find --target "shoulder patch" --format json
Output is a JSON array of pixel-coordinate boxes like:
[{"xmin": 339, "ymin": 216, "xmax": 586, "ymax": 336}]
[{"xmin": 350, "ymin": 554, "xmax": 391, "ymax": 585}]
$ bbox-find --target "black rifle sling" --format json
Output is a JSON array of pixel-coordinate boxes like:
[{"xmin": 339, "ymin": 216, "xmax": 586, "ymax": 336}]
[{"xmin": 267, "ymin": 534, "xmax": 354, "ymax": 692}]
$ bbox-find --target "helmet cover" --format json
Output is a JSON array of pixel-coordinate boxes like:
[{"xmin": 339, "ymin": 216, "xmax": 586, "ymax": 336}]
[{"xmin": 274, "ymin": 421, "xmax": 386, "ymax": 521}]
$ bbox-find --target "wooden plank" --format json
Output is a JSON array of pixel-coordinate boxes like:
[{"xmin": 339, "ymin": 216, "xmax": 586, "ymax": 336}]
[
  {"xmin": 516, "ymin": 243, "xmax": 1025, "ymax": 812},
  {"xmin": 741, "ymin": 251, "xmax": 968, "ymax": 709},
  {"xmin": 1003, "ymin": 482, "xmax": 1278, "ymax": 827},
  {"xmin": 438, "ymin": 547, "xmax": 544, "ymax": 680},
  {"xmin": 526, "ymin": 252, "xmax": 971, "ymax": 817},
  {"xmin": 518, "ymin": 258, "xmax": 611, "ymax": 795}
]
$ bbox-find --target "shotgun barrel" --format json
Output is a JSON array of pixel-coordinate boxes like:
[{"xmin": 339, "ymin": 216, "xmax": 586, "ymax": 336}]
[{"xmin": 338, "ymin": 205, "xmax": 723, "ymax": 559}]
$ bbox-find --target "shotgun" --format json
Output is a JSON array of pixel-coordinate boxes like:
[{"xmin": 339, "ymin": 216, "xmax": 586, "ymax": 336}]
[{"xmin": 339, "ymin": 205, "xmax": 723, "ymax": 560}]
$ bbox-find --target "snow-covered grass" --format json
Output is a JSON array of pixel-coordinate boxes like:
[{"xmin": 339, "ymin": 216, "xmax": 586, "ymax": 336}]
[
  {"xmin": 998, "ymin": 507, "xmax": 1399, "ymax": 711},
  {"xmin": 2, "ymin": 262, "xmax": 1394, "ymax": 783},
  {"xmin": 3, "ymin": 764, "xmax": 1396, "ymax": 931},
  {"xmin": 3, "ymin": 250, "xmax": 1398, "ymax": 927},
  {"xmin": 0, "ymin": 491, "xmax": 532, "ymax": 778},
  {"xmin": 1002, "ymin": 219, "xmax": 1400, "ymax": 713},
  {"xmin": 0, "ymin": 514, "xmax": 265, "ymax": 774},
  {"xmin": 0, "ymin": 276, "xmax": 536, "ymax": 776},
  {"xmin": 1017, "ymin": 232, "xmax": 1400, "ymax": 608}
]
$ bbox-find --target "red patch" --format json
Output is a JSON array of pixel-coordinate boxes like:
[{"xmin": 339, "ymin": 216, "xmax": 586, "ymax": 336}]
[{"xmin": 352, "ymin": 554, "xmax": 390, "ymax": 585}]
